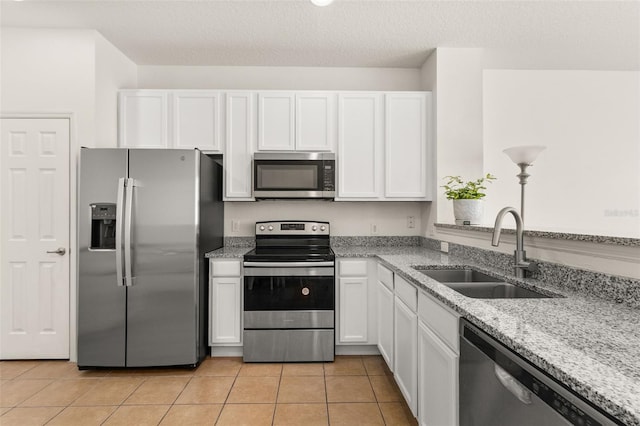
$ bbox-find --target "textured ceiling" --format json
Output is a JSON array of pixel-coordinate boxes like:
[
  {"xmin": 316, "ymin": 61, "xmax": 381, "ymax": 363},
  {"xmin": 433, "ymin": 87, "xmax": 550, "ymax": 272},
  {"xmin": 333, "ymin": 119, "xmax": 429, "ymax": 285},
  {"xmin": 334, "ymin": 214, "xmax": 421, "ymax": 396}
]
[{"xmin": 1, "ymin": 0, "xmax": 638, "ymax": 68}]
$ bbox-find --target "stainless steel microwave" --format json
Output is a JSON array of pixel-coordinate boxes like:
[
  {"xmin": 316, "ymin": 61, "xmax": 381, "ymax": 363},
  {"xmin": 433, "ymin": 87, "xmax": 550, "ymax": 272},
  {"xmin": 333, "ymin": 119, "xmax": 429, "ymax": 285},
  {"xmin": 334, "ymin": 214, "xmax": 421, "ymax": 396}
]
[{"xmin": 252, "ymin": 152, "xmax": 335, "ymax": 200}]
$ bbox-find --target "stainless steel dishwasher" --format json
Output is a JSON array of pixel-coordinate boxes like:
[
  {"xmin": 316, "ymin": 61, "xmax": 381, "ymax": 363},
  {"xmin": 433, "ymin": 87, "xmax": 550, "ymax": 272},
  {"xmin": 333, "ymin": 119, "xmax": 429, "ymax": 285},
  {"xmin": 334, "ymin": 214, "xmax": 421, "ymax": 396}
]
[{"xmin": 459, "ymin": 320, "xmax": 620, "ymax": 426}]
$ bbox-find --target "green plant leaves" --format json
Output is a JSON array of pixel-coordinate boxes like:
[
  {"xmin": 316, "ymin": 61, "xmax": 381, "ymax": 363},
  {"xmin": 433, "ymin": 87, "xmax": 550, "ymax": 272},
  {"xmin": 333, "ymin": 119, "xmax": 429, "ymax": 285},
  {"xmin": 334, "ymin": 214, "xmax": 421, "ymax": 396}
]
[{"xmin": 442, "ymin": 173, "xmax": 496, "ymax": 200}]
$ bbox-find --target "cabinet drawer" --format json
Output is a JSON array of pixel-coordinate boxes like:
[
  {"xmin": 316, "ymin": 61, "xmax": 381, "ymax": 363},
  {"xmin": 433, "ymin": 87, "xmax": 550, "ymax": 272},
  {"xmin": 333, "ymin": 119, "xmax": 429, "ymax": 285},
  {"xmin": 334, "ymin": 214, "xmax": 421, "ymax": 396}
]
[
  {"xmin": 210, "ymin": 259, "xmax": 242, "ymax": 277},
  {"xmin": 418, "ymin": 291, "xmax": 460, "ymax": 353},
  {"xmin": 377, "ymin": 264, "xmax": 394, "ymax": 290},
  {"xmin": 395, "ymin": 275, "xmax": 417, "ymax": 312},
  {"xmin": 339, "ymin": 259, "xmax": 368, "ymax": 276}
]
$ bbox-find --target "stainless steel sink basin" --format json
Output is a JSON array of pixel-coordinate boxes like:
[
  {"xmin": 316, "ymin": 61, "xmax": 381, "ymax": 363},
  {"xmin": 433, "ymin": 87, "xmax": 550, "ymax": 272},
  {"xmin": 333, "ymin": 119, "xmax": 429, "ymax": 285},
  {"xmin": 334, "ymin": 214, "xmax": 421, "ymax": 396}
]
[
  {"xmin": 441, "ymin": 282, "xmax": 550, "ymax": 299},
  {"xmin": 414, "ymin": 268, "xmax": 551, "ymax": 299},
  {"xmin": 417, "ymin": 269, "xmax": 500, "ymax": 283}
]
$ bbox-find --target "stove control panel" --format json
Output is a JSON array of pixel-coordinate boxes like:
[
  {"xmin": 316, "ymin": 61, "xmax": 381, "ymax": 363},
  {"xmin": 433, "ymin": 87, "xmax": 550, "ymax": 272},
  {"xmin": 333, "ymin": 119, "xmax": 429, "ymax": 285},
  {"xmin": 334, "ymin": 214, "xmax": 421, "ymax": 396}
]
[{"xmin": 255, "ymin": 221, "xmax": 330, "ymax": 236}]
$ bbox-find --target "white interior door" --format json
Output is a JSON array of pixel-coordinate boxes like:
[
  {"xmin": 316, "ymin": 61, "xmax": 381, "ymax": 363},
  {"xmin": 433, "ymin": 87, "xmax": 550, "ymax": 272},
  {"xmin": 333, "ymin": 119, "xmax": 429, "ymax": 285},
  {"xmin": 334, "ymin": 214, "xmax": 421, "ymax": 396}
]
[{"xmin": 1, "ymin": 118, "xmax": 70, "ymax": 359}]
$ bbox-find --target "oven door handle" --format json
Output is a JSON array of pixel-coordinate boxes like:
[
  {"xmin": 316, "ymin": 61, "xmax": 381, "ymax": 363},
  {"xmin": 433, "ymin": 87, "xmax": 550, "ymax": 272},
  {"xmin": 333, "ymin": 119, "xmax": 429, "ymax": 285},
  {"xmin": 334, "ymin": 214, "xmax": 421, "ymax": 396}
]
[{"xmin": 243, "ymin": 261, "xmax": 335, "ymax": 268}]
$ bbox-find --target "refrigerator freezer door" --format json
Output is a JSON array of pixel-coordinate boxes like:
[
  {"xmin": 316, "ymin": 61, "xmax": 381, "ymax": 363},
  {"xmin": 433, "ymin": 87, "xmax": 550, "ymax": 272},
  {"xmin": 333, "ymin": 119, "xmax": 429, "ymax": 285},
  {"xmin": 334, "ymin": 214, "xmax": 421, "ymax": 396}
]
[
  {"xmin": 125, "ymin": 149, "xmax": 199, "ymax": 367},
  {"xmin": 78, "ymin": 148, "xmax": 128, "ymax": 367}
]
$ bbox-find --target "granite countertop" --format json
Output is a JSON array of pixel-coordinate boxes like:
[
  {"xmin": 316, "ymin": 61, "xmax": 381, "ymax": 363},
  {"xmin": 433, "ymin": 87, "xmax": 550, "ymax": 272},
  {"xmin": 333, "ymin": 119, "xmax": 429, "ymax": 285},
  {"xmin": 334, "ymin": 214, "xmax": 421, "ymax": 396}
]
[
  {"xmin": 206, "ymin": 244, "xmax": 640, "ymax": 424},
  {"xmin": 205, "ymin": 246, "xmax": 251, "ymax": 258},
  {"xmin": 334, "ymin": 245, "xmax": 640, "ymax": 425}
]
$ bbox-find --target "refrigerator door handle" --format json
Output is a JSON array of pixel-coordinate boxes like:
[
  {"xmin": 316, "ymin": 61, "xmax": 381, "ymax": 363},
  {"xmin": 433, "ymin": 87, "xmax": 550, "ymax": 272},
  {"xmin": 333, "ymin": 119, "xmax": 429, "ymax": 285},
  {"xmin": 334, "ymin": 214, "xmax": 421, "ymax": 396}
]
[
  {"xmin": 115, "ymin": 177, "xmax": 126, "ymax": 286},
  {"xmin": 124, "ymin": 178, "xmax": 135, "ymax": 287}
]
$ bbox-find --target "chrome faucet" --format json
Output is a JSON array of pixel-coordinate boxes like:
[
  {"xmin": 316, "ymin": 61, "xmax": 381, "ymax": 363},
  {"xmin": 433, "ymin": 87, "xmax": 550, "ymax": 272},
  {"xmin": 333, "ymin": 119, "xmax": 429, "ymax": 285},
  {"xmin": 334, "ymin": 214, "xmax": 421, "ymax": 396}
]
[{"xmin": 492, "ymin": 207, "xmax": 537, "ymax": 278}]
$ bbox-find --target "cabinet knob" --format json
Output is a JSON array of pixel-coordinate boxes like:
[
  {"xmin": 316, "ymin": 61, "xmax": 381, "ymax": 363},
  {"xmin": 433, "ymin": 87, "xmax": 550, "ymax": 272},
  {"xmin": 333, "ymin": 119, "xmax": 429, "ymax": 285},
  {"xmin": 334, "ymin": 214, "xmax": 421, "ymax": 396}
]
[
  {"xmin": 312, "ymin": 226, "xmax": 318, "ymax": 231},
  {"xmin": 259, "ymin": 225, "xmax": 265, "ymax": 231},
  {"xmin": 320, "ymin": 225, "xmax": 326, "ymax": 231},
  {"xmin": 268, "ymin": 226, "xmax": 274, "ymax": 231}
]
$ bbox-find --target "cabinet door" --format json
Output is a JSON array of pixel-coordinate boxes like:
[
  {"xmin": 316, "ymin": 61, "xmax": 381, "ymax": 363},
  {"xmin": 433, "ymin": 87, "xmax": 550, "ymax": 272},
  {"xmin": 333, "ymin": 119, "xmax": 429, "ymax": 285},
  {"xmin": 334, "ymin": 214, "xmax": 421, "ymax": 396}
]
[
  {"xmin": 418, "ymin": 321, "xmax": 459, "ymax": 426},
  {"xmin": 209, "ymin": 277, "xmax": 242, "ymax": 344},
  {"xmin": 173, "ymin": 91, "xmax": 221, "ymax": 151},
  {"xmin": 394, "ymin": 296, "xmax": 418, "ymax": 416},
  {"xmin": 385, "ymin": 92, "xmax": 430, "ymax": 199},
  {"xmin": 224, "ymin": 92, "xmax": 255, "ymax": 200},
  {"xmin": 337, "ymin": 93, "xmax": 383, "ymax": 199},
  {"xmin": 339, "ymin": 277, "xmax": 368, "ymax": 343},
  {"xmin": 119, "ymin": 91, "xmax": 169, "ymax": 148},
  {"xmin": 258, "ymin": 92, "xmax": 295, "ymax": 151},
  {"xmin": 296, "ymin": 93, "xmax": 335, "ymax": 151},
  {"xmin": 377, "ymin": 281, "xmax": 394, "ymax": 370}
]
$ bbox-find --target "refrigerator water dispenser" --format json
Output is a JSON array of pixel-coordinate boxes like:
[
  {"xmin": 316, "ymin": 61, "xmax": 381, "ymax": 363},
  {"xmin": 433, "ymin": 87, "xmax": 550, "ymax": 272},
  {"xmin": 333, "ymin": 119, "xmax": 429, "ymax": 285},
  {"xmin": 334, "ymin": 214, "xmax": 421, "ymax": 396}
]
[{"xmin": 90, "ymin": 203, "xmax": 116, "ymax": 250}]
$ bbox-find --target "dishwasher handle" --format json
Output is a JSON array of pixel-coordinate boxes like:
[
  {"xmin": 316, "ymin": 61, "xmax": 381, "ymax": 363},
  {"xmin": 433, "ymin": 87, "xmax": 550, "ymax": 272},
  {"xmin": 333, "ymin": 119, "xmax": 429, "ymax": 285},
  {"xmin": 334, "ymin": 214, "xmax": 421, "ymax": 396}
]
[{"xmin": 494, "ymin": 364, "xmax": 532, "ymax": 404}]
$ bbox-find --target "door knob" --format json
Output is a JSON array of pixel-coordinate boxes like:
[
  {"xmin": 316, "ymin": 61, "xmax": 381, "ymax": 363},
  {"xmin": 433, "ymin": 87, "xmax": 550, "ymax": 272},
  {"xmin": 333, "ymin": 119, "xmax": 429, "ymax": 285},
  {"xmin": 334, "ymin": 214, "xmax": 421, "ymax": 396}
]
[{"xmin": 46, "ymin": 247, "xmax": 66, "ymax": 255}]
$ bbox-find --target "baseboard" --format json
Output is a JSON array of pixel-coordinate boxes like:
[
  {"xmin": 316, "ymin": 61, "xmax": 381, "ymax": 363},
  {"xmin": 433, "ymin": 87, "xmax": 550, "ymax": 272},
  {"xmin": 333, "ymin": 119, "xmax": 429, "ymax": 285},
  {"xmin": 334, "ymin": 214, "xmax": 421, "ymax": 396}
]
[
  {"xmin": 335, "ymin": 345, "xmax": 380, "ymax": 356},
  {"xmin": 210, "ymin": 346, "xmax": 243, "ymax": 357}
]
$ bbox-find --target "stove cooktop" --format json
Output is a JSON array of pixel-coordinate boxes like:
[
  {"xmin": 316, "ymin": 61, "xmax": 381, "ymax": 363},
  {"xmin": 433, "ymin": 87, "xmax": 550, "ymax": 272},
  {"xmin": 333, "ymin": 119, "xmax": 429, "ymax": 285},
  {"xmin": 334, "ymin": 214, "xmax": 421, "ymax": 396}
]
[{"xmin": 243, "ymin": 247, "xmax": 335, "ymax": 263}]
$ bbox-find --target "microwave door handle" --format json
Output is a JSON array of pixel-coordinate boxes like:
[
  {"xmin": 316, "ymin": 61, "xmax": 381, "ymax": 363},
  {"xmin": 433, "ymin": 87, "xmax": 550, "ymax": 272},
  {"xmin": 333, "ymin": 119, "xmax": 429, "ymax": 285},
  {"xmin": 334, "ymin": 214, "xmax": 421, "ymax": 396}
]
[
  {"xmin": 124, "ymin": 178, "xmax": 135, "ymax": 287},
  {"xmin": 115, "ymin": 178, "xmax": 126, "ymax": 287}
]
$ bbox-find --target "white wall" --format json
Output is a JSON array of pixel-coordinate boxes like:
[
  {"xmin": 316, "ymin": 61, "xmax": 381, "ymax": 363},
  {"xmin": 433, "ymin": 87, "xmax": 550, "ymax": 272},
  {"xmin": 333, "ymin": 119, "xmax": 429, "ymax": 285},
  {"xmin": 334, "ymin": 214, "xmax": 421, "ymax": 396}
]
[
  {"xmin": 95, "ymin": 34, "xmax": 138, "ymax": 148},
  {"xmin": 483, "ymin": 70, "xmax": 640, "ymax": 238},
  {"xmin": 1, "ymin": 28, "xmax": 96, "ymax": 146},
  {"xmin": 1, "ymin": 28, "xmax": 137, "ymax": 148},
  {"xmin": 225, "ymin": 201, "xmax": 422, "ymax": 236},
  {"xmin": 419, "ymin": 51, "xmax": 437, "ymax": 237},
  {"xmin": 138, "ymin": 65, "xmax": 422, "ymax": 91},
  {"xmin": 424, "ymin": 48, "xmax": 485, "ymax": 233}
]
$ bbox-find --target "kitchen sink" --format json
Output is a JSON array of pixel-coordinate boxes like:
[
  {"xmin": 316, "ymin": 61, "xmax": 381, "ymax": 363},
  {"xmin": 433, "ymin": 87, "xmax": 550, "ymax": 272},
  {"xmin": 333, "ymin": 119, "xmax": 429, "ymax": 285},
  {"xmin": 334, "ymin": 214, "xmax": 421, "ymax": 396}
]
[
  {"xmin": 440, "ymin": 282, "xmax": 550, "ymax": 299},
  {"xmin": 414, "ymin": 268, "xmax": 551, "ymax": 299},
  {"xmin": 417, "ymin": 269, "xmax": 500, "ymax": 283}
]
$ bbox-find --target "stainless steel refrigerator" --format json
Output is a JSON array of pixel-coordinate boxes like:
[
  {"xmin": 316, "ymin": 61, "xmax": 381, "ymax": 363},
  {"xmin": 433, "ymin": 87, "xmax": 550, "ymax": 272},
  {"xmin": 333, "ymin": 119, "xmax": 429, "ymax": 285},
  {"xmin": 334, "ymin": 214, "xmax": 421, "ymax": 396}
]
[{"xmin": 77, "ymin": 148, "xmax": 223, "ymax": 368}]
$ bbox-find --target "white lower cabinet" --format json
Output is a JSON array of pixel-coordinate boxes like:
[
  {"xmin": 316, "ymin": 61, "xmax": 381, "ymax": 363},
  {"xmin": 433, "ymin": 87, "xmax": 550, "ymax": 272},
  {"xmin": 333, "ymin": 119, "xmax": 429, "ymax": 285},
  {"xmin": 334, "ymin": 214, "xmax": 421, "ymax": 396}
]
[
  {"xmin": 393, "ymin": 280, "xmax": 418, "ymax": 417},
  {"xmin": 377, "ymin": 280, "xmax": 394, "ymax": 368},
  {"xmin": 375, "ymin": 262, "xmax": 461, "ymax": 424},
  {"xmin": 209, "ymin": 259, "xmax": 242, "ymax": 345},
  {"xmin": 418, "ymin": 291, "xmax": 460, "ymax": 426},
  {"xmin": 339, "ymin": 276, "xmax": 368, "ymax": 342},
  {"xmin": 336, "ymin": 259, "xmax": 378, "ymax": 345},
  {"xmin": 394, "ymin": 296, "xmax": 418, "ymax": 415}
]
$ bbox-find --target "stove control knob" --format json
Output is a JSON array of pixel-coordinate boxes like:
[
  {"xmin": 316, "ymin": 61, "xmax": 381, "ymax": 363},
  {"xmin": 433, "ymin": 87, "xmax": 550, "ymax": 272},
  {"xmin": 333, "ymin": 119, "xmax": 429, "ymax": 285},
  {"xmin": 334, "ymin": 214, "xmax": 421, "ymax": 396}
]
[
  {"xmin": 320, "ymin": 225, "xmax": 326, "ymax": 232},
  {"xmin": 268, "ymin": 225, "xmax": 274, "ymax": 231},
  {"xmin": 312, "ymin": 226, "xmax": 317, "ymax": 231},
  {"xmin": 259, "ymin": 225, "xmax": 265, "ymax": 231}
]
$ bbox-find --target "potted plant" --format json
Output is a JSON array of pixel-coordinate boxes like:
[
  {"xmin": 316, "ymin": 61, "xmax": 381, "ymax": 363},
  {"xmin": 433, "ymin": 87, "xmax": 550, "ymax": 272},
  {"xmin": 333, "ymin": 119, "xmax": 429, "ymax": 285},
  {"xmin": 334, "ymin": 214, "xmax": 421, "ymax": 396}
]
[{"xmin": 442, "ymin": 174, "xmax": 496, "ymax": 225}]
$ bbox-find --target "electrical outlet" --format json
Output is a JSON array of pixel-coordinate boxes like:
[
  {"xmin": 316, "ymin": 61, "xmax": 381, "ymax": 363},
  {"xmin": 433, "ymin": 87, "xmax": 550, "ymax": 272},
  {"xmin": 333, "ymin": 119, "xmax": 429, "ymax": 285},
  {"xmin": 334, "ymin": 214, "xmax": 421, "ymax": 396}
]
[
  {"xmin": 370, "ymin": 223, "xmax": 378, "ymax": 235},
  {"xmin": 407, "ymin": 216, "xmax": 415, "ymax": 228},
  {"xmin": 440, "ymin": 241, "xmax": 449, "ymax": 253},
  {"xmin": 231, "ymin": 220, "xmax": 240, "ymax": 233}
]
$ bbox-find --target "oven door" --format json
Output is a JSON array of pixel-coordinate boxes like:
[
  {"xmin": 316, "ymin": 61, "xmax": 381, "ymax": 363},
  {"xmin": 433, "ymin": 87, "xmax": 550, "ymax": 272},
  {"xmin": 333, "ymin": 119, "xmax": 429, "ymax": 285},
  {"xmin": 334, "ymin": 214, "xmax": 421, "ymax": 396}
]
[
  {"xmin": 243, "ymin": 264, "xmax": 335, "ymax": 362},
  {"xmin": 243, "ymin": 265, "xmax": 335, "ymax": 329}
]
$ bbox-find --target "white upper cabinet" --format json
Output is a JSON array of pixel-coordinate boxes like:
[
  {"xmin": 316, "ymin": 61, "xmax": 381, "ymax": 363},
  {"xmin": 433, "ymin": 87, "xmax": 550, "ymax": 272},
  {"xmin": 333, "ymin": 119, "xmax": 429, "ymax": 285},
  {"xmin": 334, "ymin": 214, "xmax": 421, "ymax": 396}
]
[
  {"xmin": 119, "ymin": 90, "xmax": 169, "ymax": 149},
  {"xmin": 385, "ymin": 92, "xmax": 431, "ymax": 200},
  {"xmin": 258, "ymin": 92, "xmax": 295, "ymax": 151},
  {"xmin": 257, "ymin": 92, "xmax": 335, "ymax": 152},
  {"xmin": 224, "ymin": 92, "xmax": 256, "ymax": 200},
  {"xmin": 337, "ymin": 93, "xmax": 383, "ymax": 199},
  {"xmin": 172, "ymin": 91, "xmax": 221, "ymax": 151},
  {"xmin": 296, "ymin": 93, "xmax": 335, "ymax": 151},
  {"xmin": 337, "ymin": 91, "xmax": 432, "ymax": 201},
  {"xmin": 118, "ymin": 90, "xmax": 223, "ymax": 152}
]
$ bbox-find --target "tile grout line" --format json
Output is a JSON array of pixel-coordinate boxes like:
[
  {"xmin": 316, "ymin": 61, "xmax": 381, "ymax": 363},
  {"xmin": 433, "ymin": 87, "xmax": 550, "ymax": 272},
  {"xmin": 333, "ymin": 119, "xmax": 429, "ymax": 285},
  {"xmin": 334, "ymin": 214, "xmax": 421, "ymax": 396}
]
[
  {"xmin": 271, "ymin": 367, "xmax": 284, "ymax": 426},
  {"xmin": 155, "ymin": 373, "xmax": 194, "ymax": 425}
]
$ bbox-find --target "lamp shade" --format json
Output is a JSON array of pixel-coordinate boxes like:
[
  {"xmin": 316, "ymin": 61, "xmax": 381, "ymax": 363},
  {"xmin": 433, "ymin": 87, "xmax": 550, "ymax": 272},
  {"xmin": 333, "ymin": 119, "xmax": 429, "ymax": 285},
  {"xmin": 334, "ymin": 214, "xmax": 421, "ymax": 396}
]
[{"xmin": 503, "ymin": 145, "xmax": 546, "ymax": 165}]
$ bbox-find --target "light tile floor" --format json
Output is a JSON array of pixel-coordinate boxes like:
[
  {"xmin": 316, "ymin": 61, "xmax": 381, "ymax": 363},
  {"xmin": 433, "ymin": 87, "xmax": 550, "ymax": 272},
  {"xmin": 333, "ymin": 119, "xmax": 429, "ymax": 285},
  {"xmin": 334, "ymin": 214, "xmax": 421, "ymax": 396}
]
[{"xmin": 0, "ymin": 355, "xmax": 417, "ymax": 425}]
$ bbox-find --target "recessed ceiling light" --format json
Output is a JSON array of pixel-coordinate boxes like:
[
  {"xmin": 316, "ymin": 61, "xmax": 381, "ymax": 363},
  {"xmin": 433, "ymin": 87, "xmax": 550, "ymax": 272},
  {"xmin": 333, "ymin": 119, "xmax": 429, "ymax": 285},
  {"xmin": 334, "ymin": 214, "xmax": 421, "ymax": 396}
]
[{"xmin": 310, "ymin": 0, "xmax": 334, "ymax": 6}]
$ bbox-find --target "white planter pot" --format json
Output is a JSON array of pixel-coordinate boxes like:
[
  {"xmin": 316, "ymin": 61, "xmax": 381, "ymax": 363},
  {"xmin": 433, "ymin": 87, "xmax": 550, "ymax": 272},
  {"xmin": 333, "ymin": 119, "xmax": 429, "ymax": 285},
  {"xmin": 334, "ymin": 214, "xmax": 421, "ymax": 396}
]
[{"xmin": 452, "ymin": 199, "xmax": 484, "ymax": 225}]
